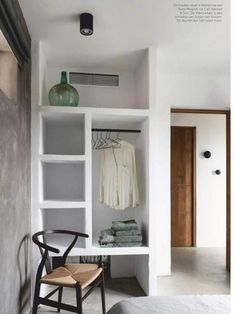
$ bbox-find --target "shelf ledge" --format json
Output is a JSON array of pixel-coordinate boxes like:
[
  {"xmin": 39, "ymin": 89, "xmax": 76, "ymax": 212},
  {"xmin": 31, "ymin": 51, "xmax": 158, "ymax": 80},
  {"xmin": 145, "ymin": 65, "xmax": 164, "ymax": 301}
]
[
  {"xmin": 49, "ymin": 245, "xmax": 149, "ymax": 257},
  {"xmin": 39, "ymin": 105, "xmax": 150, "ymax": 118},
  {"xmin": 40, "ymin": 201, "xmax": 87, "ymax": 209},
  {"xmin": 39, "ymin": 154, "xmax": 86, "ymax": 163}
]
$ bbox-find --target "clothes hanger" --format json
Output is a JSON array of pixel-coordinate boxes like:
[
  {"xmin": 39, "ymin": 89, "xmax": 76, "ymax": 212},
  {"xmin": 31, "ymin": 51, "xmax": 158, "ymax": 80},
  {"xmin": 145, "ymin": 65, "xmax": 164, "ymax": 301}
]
[{"xmin": 96, "ymin": 131, "xmax": 121, "ymax": 150}]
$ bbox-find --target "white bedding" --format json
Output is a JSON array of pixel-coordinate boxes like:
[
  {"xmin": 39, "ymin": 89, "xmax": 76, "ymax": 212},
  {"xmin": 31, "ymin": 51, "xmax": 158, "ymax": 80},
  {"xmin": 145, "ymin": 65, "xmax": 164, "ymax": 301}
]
[{"xmin": 107, "ymin": 295, "xmax": 230, "ymax": 314}]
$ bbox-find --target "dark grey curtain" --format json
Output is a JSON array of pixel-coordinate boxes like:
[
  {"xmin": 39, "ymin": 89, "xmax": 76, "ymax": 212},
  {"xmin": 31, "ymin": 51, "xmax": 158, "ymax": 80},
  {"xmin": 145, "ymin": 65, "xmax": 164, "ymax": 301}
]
[{"xmin": 0, "ymin": 0, "xmax": 30, "ymax": 66}]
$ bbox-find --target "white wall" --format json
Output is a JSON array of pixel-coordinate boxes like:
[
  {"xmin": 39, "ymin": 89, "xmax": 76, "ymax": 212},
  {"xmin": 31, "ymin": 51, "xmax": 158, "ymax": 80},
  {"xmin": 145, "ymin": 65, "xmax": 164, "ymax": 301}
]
[
  {"xmin": 155, "ymin": 45, "xmax": 229, "ymax": 277},
  {"xmin": 157, "ymin": 47, "xmax": 230, "ymax": 111},
  {"xmin": 134, "ymin": 50, "xmax": 149, "ymax": 109},
  {"xmin": 151, "ymin": 48, "xmax": 171, "ymax": 278},
  {"xmin": 111, "ymin": 255, "xmax": 135, "ymax": 278},
  {"xmin": 171, "ymin": 113, "xmax": 226, "ymax": 247},
  {"xmin": 164, "ymin": 72, "xmax": 229, "ymax": 110},
  {"xmin": 31, "ymin": 40, "xmax": 47, "ymax": 296}
]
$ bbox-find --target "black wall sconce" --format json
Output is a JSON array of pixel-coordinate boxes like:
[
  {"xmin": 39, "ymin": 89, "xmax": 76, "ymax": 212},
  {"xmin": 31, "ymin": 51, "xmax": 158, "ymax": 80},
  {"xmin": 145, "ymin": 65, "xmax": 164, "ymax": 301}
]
[
  {"xmin": 80, "ymin": 13, "xmax": 93, "ymax": 36},
  {"xmin": 215, "ymin": 169, "xmax": 221, "ymax": 175},
  {"xmin": 203, "ymin": 151, "xmax": 211, "ymax": 158}
]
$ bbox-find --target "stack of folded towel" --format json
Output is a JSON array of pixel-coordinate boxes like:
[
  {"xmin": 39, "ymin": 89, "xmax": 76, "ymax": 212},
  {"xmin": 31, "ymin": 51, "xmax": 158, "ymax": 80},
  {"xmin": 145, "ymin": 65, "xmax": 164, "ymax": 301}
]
[{"xmin": 99, "ymin": 220, "xmax": 143, "ymax": 247}]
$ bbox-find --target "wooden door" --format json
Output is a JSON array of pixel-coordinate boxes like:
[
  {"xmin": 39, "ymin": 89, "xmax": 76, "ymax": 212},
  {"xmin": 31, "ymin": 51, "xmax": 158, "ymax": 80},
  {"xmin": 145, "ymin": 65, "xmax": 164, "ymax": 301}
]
[{"xmin": 171, "ymin": 126, "xmax": 195, "ymax": 247}]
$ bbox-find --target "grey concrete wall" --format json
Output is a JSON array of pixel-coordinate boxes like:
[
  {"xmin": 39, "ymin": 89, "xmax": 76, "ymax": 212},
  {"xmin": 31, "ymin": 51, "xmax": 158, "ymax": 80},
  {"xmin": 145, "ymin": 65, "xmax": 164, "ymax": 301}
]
[
  {"xmin": 0, "ymin": 62, "xmax": 31, "ymax": 313},
  {"xmin": 0, "ymin": 51, "xmax": 18, "ymax": 102}
]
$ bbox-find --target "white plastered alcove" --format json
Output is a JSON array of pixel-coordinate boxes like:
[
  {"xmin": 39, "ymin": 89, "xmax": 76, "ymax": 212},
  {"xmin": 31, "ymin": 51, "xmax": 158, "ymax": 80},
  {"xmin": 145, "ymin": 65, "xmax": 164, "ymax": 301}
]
[
  {"xmin": 44, "ymin": 49, "xmax": 149, "ymax": 110},
  {"xmin": 31, "ymin": 42, "xmax": 162, "ymax": 296}
]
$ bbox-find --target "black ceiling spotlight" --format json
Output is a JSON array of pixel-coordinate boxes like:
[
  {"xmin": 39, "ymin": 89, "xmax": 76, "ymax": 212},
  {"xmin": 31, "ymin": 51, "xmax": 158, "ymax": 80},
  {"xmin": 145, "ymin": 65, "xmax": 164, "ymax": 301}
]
[
  {"xmin": 203, "ymin": 151, "xmax": 211, "ymax": 159},
  {"xmin": 80, "ymin": 13, "xmax": 93, "ymax": 36}
]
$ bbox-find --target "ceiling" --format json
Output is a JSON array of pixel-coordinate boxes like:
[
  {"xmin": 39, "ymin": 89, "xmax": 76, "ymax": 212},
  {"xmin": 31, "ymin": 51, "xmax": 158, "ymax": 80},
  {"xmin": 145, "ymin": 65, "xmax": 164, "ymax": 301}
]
[{"xmin": 19, "ymin": 0, "xmax": 230, "ymax": 74}]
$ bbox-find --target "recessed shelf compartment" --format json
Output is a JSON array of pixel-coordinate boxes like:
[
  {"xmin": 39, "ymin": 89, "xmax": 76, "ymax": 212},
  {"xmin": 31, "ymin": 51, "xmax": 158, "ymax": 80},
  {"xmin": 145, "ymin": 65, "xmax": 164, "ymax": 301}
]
[
  {"xmin": 44, "ymin": 49, "xmax": 149, "ymax": 109},
  {"xmin": 42, "ymin": 112, "xmax": 85, "ymax": 155},
  {"xmin": 42, "ymin": 208, "xmax": 86, "ymax": 248},
  {"xmin": 92, "ymin": 115, "xmax": 149, "ymax": 249},
  {"xmin": 42, "ymin": 161, "xmax": 85, "ymax": 202}
]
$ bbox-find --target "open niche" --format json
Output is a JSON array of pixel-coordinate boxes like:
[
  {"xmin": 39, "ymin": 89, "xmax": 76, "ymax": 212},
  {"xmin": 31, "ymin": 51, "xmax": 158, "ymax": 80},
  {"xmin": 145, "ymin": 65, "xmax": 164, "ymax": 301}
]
[
  {"xmin": 91, "ymin": 114, "xmax": 149, "ymax": 248},
  {"xmin": 43, "ymin": 49, "xmax": 149, "ymax": 109},
  {"xmin": 41, "ymin": 208, "xmax": 86, "ymax": 248},
  {"xmin": 42, "ymin": 113, "xmax": 85, "ymax": 155},
  {"xmin": 42, "ymin": 161, "xmax": 85, "ymax": 202}
]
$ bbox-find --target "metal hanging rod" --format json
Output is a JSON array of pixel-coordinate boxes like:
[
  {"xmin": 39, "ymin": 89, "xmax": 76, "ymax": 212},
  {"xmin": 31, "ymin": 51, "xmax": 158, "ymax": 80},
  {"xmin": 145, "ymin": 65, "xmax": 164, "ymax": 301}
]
[{"xmin": 92, "ymin": 128, "xmax": 141, "ymax": 133}]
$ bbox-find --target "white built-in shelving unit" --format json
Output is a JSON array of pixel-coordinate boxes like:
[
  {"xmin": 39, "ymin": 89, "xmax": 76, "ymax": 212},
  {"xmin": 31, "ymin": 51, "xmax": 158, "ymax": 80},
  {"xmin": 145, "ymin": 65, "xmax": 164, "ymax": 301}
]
[
  {"xmin": 32, "ymin": 44, "xmax": 159, "ymax": 295},
  {"xmin": 38, "ymin": 106, "xmax": 149, "ymax": 254}
]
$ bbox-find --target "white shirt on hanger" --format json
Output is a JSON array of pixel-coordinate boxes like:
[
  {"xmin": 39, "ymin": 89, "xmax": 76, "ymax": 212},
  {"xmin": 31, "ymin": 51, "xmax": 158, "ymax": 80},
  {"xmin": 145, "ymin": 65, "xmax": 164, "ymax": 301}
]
[{"xmin": 99, "ymin": 140, "xmax": 139, "ymax": 210}]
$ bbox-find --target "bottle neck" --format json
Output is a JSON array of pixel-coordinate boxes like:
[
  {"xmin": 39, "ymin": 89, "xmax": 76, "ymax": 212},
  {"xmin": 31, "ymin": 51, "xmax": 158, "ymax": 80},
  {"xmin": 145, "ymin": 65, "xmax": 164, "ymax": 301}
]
[{"xmin": 60, "ymin": 71, "xmax": 67, "ymax": 84}]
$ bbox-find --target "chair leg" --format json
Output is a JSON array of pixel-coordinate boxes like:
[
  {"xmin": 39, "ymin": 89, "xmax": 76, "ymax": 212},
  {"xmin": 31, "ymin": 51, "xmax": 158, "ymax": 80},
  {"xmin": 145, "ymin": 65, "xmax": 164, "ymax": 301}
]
[
  {"xmin": 57, "ymin": 287, "xmax": 63, "ymax": 313},
  {"xmin": 75, "ymin": 283, "xmax": 82, "ymax": 314},
  {"xmin": 101, "ymin": 271, "xmax": 106, "ymax": 314},
  {"xmin": 32, "ymin": 281, "xmax": 41, "ymax": 314}
]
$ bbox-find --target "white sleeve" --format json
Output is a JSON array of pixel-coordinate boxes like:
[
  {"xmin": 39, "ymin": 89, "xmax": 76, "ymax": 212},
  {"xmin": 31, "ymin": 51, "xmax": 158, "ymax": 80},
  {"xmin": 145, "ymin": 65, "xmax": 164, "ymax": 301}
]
[
  {"xmin": 131, "ymin": 145, "xmax": 139, "ymax": 207},
  {"xmin": 99, "ymin": 150, "xmax": 105, "ymax": 203}
]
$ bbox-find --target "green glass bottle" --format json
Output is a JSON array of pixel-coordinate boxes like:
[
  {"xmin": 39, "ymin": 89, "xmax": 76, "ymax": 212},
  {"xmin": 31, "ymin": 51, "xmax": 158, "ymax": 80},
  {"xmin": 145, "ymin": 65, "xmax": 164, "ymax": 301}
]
[{"xmin": 49, "ymin": 71, "xmax": 79, "ymax": 107}]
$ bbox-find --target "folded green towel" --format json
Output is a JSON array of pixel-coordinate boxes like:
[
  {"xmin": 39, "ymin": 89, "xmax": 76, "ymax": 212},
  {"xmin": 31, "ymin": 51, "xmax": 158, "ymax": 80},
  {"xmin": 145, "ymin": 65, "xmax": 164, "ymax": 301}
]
[
  {"xmin": 100, "ymin": 229, "xmax": 114, "ymax": 237},
  {"xmin": 112, "ymin": 220, "xmax": 139, "ymax": 231},
  {"xmin": 115, "ymin": 229, "xmax": 141, "ymax": 236},
  {"xmin": 99, "ymin": 242, "xmax": 114, "ymax": 247},
  {"xmin": 99, "ymin": 242, "xmax": 143, "ymax": 248},
  {"xmin": 100, "ymin": 235, "xmax": 142, "ymax": 244},
  {"xmin": 115, "ymin": 242, "xmax": 142, "ymax": 247},
  {"xmin": 114, "ymin": 235, "xmax": 143, "ymax": 243},
  {"xmin": 115, "ymin": 219, "xmax": 136, "ymax": 224},
  {"xmin": 99, "ymin": 235, "xmax": 114, "ymax": 244}
]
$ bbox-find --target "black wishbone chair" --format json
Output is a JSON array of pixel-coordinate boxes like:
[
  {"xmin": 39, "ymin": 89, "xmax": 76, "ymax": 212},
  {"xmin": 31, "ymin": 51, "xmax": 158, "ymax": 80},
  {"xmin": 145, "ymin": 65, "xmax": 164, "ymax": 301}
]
[{"xmin": 32, "ymin": 230, "xmax": 106, "ymax": 314}]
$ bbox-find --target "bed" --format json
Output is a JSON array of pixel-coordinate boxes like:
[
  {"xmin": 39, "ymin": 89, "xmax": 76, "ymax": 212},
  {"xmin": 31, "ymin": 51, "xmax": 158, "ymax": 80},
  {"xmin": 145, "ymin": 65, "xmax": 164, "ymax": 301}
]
[{"xmin": 107, "ymin": 295, "xmax": 230, "ymax": 314}]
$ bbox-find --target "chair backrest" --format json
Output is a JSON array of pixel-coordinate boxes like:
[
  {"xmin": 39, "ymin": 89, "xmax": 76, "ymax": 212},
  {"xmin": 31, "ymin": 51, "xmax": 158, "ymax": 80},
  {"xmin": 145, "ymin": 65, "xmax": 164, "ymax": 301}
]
[{"xmin": 32, "ymin": 230, "xmax": 89, "ymax": 277}]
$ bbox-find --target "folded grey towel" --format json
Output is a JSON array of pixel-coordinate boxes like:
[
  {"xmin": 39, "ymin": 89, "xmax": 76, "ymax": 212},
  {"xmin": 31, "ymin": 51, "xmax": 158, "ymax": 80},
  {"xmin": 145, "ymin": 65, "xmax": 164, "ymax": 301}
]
[
  {"xmin": 100, "ymin": 229, "xmax": 114, "ymax": 237},
  {"xmin": 99, "ymin": 235, "xmax": 142, "ymax": 244},
  {"xmin": 112, "ymin": 220, "xmax": 139, "ymax": 231},
  {"xmin": 114, "ymin": 235, "xmax": 143, "ymax": 243},
  {"xmin": 114, "ymin": 219, "xmax": 136, "ymax": 224},
  {"xmin": 99, "ymin": 242, "xmax": 143, "ymax": 248},
  {"xmin": 99, "ymin": 235, "xmax": 114, "ymax": 244},
  {"xmin": 115, "ymin": 229, "xmax": 141, "ymax": 236}
]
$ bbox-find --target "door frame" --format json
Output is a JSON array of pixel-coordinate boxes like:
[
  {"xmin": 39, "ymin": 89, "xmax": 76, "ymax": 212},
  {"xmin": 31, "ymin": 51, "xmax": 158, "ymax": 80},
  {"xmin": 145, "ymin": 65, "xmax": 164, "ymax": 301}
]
[
  {"xmin": 171, "ymin": 108, "xmax": 231, "ymax": 271},
  {"xmin": 171, "ymin": 126, "xmax": 197, "ymax": 247}
]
